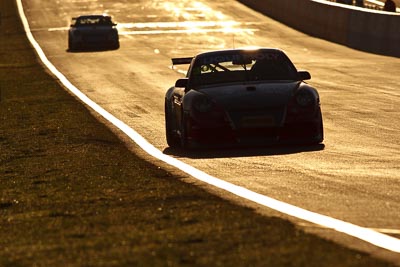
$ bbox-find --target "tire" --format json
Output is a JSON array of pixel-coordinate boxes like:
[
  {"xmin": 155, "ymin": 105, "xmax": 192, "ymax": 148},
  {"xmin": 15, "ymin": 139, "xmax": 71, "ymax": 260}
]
[
  {"xmin": 68, "ymin": 38, "xmax": 73, "ymax": 51},
  {"xmin": 316, "ymin": 118, "xmax": 324, "ymax": 143},
  {"xmin": 308, "ymin": 118, "xmax": 324, "ymax": 145},
  {"xmin": 68, "ymin": 36, "xmax": 77, "ymax": 51},
  {"xmin": 180, "ymin": 114, "xmax": 190, "ymax": 149},
  {"xmin": 165, "ymin": 101, "xmax": 180, "ymax": 148},
  {"xmin": 112, "ymin": 40, "xmax": 120, "ymax": 50}
]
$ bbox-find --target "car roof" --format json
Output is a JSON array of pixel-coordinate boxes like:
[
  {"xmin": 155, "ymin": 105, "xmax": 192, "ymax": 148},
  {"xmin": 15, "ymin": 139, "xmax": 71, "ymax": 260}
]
[{"xmin": 196, "ymin": 48, "xmax": 284, "ymax": 57}]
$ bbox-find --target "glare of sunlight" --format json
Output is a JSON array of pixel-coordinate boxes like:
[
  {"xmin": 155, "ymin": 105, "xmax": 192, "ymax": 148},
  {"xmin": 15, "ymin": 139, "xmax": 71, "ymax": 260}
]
[
  {"xmin": 119, "ymin": 21, "xmax": 241, "ymax": 30},
  {"xmin": 214, "ymin": 11, "xmax": 226, "ymax": 20},
  {"xmin": 241, "ymin": 46, "xmax": 262, "ymax": 50},
  {"xmin": 192, "ymin": 1, "xmax": 212, "ymax": 14}
]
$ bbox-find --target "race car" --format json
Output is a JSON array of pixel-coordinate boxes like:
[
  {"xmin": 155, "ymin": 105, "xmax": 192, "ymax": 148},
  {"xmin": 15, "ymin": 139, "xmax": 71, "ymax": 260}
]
[
  {"xmin": 68, "ymin": 15, "xmax": 119, "ymax": 51},
  {"xmin": 165, "ymin": 48, "xmax": 324, "ymax": 148}
]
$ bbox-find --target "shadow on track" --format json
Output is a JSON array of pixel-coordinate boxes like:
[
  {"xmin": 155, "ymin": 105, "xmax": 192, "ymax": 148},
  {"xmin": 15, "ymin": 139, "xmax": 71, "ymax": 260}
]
[
  {"xmin": 66, "ymin": 46, "xmax": 119, "ymax": 53},
  {"xmin": 163, "ymin": 144, "xmax": 325, "ymax": 159}
]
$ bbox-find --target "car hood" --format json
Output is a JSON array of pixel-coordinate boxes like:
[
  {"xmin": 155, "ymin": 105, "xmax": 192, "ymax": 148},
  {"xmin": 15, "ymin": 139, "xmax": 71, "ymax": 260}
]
[{"xmin": 199, "ymin": 81, "xmax": 300, "ymax": 111}]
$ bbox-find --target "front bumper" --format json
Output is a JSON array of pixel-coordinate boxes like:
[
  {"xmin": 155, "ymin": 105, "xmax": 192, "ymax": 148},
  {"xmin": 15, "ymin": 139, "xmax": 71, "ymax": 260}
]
[{"xmin": 185, "ymin": 111, "xmax": 323, "ymax": 148}]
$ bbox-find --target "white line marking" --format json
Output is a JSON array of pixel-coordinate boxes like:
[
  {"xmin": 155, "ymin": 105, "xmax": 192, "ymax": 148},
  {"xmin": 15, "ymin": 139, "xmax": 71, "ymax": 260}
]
[
  {"xmin": 372, "ymin": 229, "xmax": 400, "ymax": 235},
  {"xmin": 17, "ymin": 0, "xmax": 400, "ymax": 254},
  {"xmin": 118, "ymin": 28, "xmax": 257, "ymax": 35}
]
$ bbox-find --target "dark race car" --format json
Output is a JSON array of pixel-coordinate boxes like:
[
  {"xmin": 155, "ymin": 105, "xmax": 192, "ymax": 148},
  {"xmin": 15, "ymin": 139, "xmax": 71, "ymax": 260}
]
[
  {"xmin": 68, "ymin": 15, "xmax": 119, "ymax": 51},
  {"xmin": 165, "ymin": 48, "xmax": 324, "ymax": 149}
]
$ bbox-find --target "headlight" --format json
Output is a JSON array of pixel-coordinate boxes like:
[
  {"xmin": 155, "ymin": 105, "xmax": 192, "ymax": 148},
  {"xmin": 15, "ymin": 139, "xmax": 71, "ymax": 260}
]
[
  {"xmin": 193, "ymin": 95, "xmax": 213, "ymax": 113},
  {"xmin": 295, "ymin": 89, "xmax": 315, "ymax": 107}
]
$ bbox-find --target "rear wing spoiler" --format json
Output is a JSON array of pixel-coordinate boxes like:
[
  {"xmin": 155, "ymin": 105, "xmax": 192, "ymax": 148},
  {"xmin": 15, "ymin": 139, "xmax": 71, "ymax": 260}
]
[{"xmin": 172, "ymin": 57, "xmax": 193, "ymax": 65}]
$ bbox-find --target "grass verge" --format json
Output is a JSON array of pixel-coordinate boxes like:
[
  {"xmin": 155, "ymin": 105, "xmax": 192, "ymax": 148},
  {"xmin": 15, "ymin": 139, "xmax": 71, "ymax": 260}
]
[{"xmin": 0, "ymin": 0, "xmax": 396, "ymax": 266}]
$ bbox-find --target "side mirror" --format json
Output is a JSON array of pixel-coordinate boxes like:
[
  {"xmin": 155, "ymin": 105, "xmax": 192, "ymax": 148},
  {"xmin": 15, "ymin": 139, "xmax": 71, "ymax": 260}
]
[
  {"xmin": 175, "ymin": 78, "xmax": 188, "ymax": 88},
  {"xmin": 298, "ymin": 70, "xmax": 311, "ymax": 81}
]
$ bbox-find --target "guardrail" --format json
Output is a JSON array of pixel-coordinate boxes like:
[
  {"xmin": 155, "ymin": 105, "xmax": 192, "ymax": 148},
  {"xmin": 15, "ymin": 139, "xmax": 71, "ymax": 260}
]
[{"xmin": 237, "ymin": 0, "xmax": 400, "ymax": 57}]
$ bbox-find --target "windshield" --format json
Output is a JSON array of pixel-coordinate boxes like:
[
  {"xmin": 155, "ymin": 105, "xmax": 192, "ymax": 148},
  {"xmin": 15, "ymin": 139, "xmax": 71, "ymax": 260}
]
[{"xmin": 188, "ymin": 50, "xmax": 298, "ymax": 87}]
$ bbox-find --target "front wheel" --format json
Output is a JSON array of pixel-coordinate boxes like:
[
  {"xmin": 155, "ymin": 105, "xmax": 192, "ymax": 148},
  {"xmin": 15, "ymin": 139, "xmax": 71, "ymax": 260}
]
[
  {"xmin": 165, "ymin": 101, "xmax": 180, "ymax": 148},
  {"xmin": 306, "ymin": 118, "xmax": 324, "ymax": 145},
  {"xmin": 180, "ymin": 114, "xmax": 192, "ymax": 149},
  {"xmin": 180, "ymin": 117, "xmax": 188, "ymax": 149},
  {"xmin": 112, "ymin": 40, "xmax": 120, "ymax": 50},
  {"xmin": 68, "ymin": 38, "xmax": 73, "ymax": 51}
]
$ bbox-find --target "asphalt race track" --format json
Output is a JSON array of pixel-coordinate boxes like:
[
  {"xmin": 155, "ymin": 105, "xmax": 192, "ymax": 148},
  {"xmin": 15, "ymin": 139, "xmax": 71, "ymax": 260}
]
[{"xmin": 21, "ymin": 0, "xmax": 400, "ymax": 263}]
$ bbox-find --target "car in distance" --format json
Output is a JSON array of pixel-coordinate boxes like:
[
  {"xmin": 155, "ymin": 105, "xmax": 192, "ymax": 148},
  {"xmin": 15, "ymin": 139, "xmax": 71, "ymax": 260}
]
[
  {"xmin": 165, "ymin": 48, "xmax": 323, "ymax": 148},
  {"xmin": 68, "ymin": 15, "xmax": 119, "ymax": 51}
]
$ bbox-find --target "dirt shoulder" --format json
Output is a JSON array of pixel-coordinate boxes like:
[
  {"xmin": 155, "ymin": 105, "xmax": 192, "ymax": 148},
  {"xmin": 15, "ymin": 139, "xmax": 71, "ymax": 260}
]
[{"xmin": 0, "ymin": 0, "xmax": 396, "ymax": 266}]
